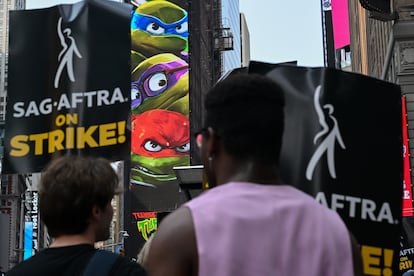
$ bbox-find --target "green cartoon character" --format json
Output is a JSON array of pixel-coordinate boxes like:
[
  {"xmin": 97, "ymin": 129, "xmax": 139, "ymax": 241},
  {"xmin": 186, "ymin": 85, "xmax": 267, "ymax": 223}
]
[
  {"xmin": 130, "ymin": 0, "xmax": 188, "ymax": 68},
  {"xmin": 131, "ymin": 53, "xmax": 189, "ymax": 116},
  {"xmin": 131, "ymin": 109, "xmax": 190, "ymax": 186}
]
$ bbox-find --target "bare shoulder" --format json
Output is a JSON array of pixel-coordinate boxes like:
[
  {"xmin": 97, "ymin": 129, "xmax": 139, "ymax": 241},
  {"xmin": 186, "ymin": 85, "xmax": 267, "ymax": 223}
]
[{"xmin": 146, "ymin": 207, "xmax": 197, "ymax": 276}]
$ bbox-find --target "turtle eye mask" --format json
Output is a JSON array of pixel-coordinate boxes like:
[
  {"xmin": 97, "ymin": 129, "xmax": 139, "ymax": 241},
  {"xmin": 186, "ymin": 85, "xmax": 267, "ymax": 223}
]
[
  {"xmin": 131, "ymin": 60, "xmax": 188, "ymax": 109},
  {"xmin": 131, "ymin": 12, "xmax": 188, "ymax": 38}
]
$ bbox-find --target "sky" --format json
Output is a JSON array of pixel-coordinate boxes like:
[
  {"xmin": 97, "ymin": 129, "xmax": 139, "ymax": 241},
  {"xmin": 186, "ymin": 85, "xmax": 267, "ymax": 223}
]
[
  {"xmin": 26, "ymin": 0, "xmax": 324, "ymax": 67},
  {"xmin": 239, "ymin": 1, "xmax": 324, "ymax": 67},
  {"xmin": 25, "ymin": 0, "xmax": 79, "ymax": 9}
]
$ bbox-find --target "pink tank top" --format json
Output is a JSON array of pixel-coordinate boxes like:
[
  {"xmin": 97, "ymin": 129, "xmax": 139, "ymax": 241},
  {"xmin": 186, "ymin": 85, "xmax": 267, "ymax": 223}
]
[{"xmin": 185, "ymin": 182, "xmax": 354, "ymax": 276}]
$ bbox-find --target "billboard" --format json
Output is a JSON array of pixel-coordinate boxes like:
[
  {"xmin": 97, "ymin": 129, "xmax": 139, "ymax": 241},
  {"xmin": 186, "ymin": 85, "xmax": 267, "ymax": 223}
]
[
  {"xmin": 23, "ymin": 191, "xmax": 39, "ymax": 260},
  {"xmin": 128, "ymin": 0, "xmax": 190, "ymax": 211},
  {"xmin": 127, "ymin": 0, "xmax": 190, "ymax": 256},
  {"xmin": 402, "ymin": 96, "xmax": 413, "ymax": 218},
  {"xmin": 128, "ymin": 211, "xmax": 171, "ymax": 260},
  {"xmin": 129, "ymin": 211, "xmax": 157, "ymax": 253},
  {"xmin": 401, "ymin": 96, "xmax": 414, "ymax": 275}
]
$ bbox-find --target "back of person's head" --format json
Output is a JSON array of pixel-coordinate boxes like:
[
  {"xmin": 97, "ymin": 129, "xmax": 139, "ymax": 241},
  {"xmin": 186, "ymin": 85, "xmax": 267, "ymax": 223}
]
[
  {"xmin": 204, "ymin": 73, "xmax": 285, "ymax": 163},
  {"xmin": 39, "ymin": 156, "xmax": 118, "ymax": 237}
]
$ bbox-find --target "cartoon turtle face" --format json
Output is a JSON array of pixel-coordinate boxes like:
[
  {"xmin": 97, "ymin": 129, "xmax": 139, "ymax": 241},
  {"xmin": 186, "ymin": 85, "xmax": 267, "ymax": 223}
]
[
  {"xmin": 131, "ymin": 0, "xmax": 188, "ymax": 58},
  {"xmin": 131, "ymin": 109, "xmax": 190, "ymax": 185},
  {"xmin": 131, "ymin": 53, "xmax": 189, "ymax": 116},
  {"xmin": 131, "ymin": 9, "xmax": 188, "ymax": 38}
]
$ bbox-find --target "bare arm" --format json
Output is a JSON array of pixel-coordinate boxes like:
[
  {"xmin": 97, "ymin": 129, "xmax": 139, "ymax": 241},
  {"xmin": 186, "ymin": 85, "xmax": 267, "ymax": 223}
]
[{"xmin": 146, "ymin": 207, "xmax": 198, "ymax": 276}]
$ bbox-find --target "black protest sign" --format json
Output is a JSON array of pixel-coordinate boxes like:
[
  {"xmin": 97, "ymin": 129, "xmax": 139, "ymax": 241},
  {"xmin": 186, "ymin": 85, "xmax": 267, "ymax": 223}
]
[
  {"xmin": 4, "ymin": 0, "xmax": 132, "ymax": 174},
  {"xmin": 401, "ymin": 217, "xmax": 414, "ymax": 274},
  {"xmin": 249, "ymin": 62, "xmax": 402, "ymax": 275}
]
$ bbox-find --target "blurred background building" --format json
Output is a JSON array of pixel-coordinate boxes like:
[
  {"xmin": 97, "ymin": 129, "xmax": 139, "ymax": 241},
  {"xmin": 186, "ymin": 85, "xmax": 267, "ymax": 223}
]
[
  {"xmin": 0, "ymin": 1, "xmax": 26, "ymax": 272},
  {"xmin": 219, "ymin": 0, "xmax": 240, "ymax": 75},
  {"xmin": 1, "ymin": 1, "xmax": 25, "ymax": 122},
  {"xmin": 188, "ymin": 0, "xmax": 246, "ymax": 165}
]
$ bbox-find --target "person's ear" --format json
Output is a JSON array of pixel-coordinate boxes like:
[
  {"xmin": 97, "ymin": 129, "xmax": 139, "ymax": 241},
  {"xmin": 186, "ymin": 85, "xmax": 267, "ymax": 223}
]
[{"xmin": 90, "ymin": 205, "xmax": 101, "ymax": 222}]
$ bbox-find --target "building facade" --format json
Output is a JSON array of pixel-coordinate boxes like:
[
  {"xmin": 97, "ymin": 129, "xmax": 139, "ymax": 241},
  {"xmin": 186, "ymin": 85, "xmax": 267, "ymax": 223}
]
[
  {"xmin": 220, "ymin": 0, "xmax": 241, "ymax": 75},
  {"xmin": 188, "ymin": 0, "xmax": 241, "ymax": 164},
  {"xmin": 0, "ymin": 0, "xmax": 24, "ymax": 121},
  {"xmin": 348, "ymin": 0, "xmax": 393, "ymax": 78}
]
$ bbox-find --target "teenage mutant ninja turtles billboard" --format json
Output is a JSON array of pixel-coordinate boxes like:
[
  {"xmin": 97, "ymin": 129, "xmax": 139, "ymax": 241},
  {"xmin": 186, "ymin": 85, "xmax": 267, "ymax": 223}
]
[{"xmin": 128, "ymin": 0, "xmax": 190, "ymax": 213}]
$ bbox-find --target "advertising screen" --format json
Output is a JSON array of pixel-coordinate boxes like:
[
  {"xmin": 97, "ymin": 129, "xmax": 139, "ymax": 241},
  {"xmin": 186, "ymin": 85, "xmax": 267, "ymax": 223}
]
[
  {"xmin": 128, "ymin": 0, "xmax": 190, "ymax": 254},
  {"xmin": 331, "ymin": 0, "xmax": 350, "ymax": 49},
  {"xmin": 402, "ymin": 96, "xmax": 413, "ymax": 217}
]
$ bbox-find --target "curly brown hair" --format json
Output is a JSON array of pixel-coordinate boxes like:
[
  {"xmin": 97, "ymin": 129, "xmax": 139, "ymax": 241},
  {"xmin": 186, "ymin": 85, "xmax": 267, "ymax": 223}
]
[{"xmin": 39, "ymin": 156, "xmax": 119, "ymax": 237}]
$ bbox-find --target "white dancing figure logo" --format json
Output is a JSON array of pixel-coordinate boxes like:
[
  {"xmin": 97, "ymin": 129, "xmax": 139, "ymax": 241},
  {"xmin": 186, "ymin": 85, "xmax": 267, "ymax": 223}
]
[
  {"xmin": 305, "ymin": 85, "xmax": 346, "ymax": 181},
  {"xmin": 54, "ymin": 17, "xmax": 82, "ymax": 89}
]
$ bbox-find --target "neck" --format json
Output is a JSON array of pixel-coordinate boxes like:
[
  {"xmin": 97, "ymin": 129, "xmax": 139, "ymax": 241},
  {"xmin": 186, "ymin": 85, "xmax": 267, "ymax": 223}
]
[
  {"xmin": 217, "ymin": 158, "xmax": 282, "ymax": 186},
  {"xmin": 49, "ymin": 232, "xmax": 95, "ymax": 248}
]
